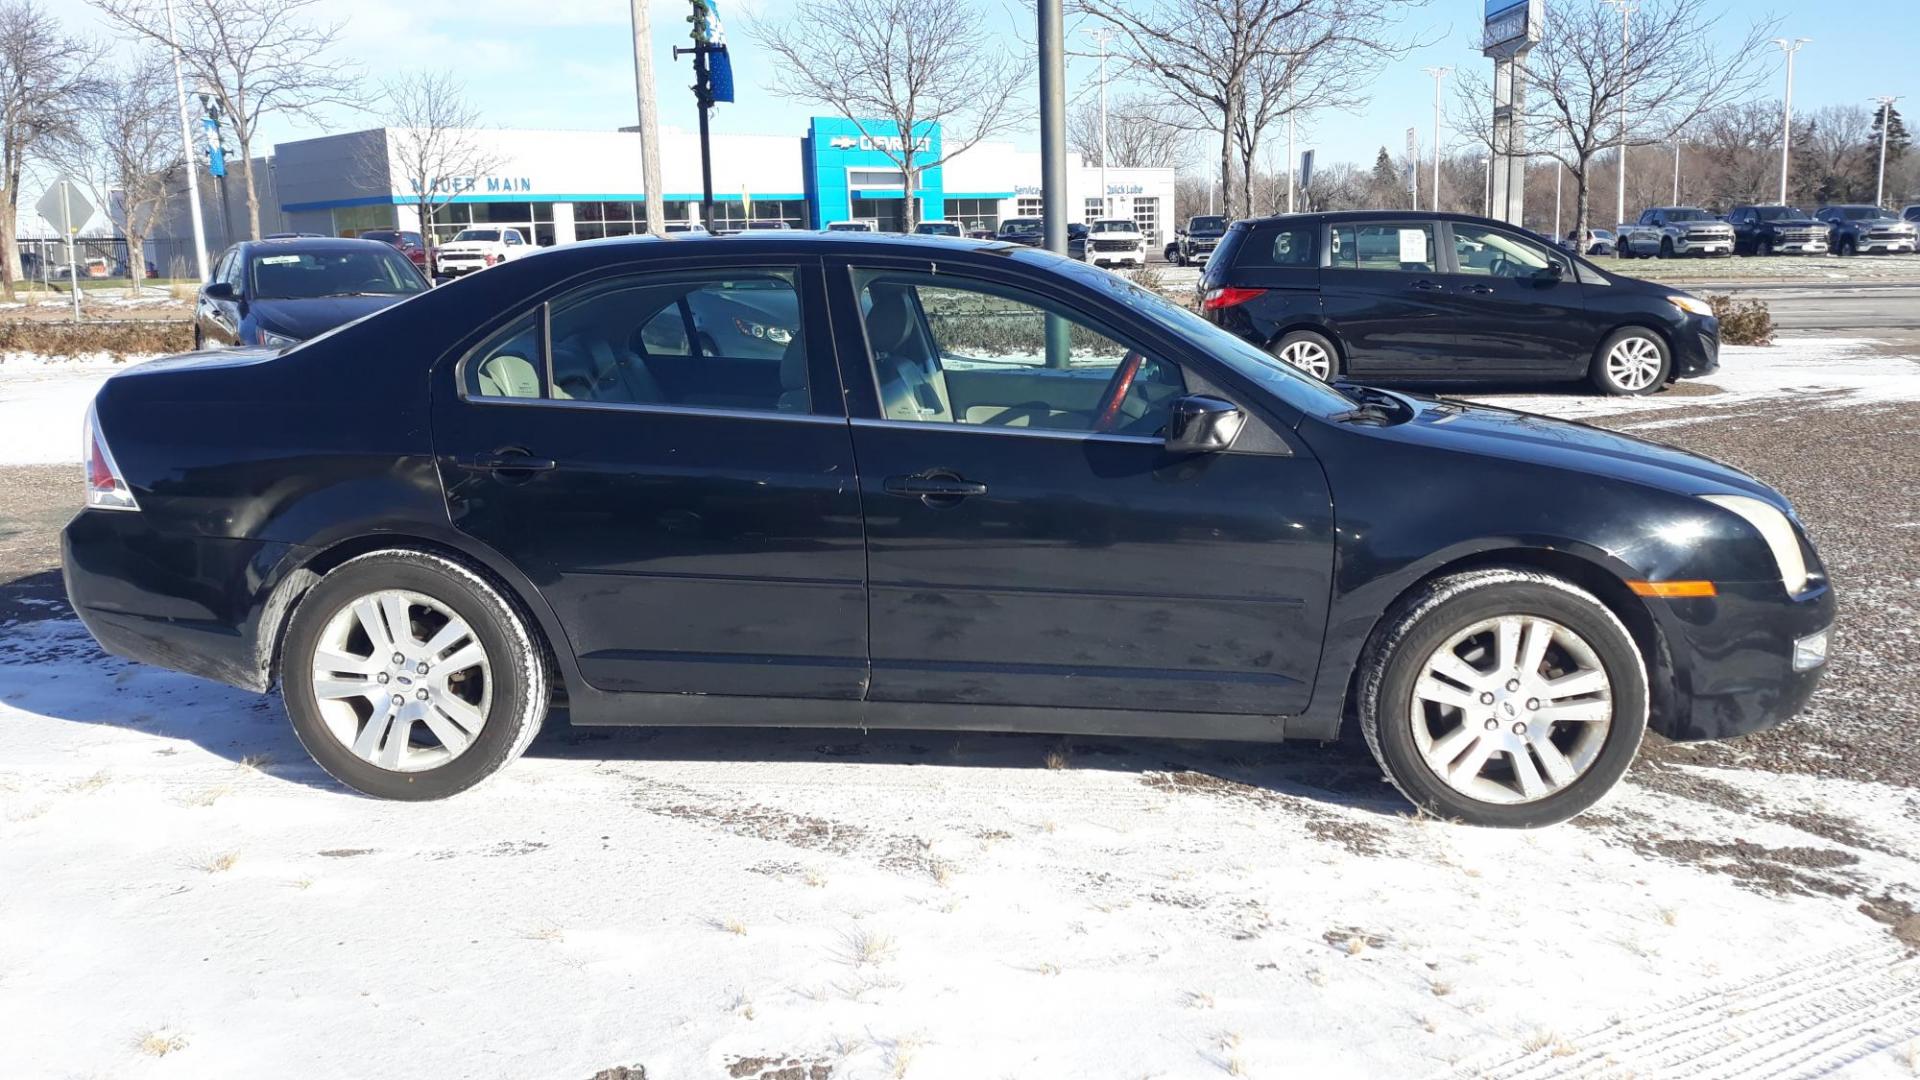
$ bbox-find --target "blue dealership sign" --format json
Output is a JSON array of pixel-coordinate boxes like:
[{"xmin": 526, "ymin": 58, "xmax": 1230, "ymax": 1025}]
[{"xmin": 803, "ymin": 117, "xmax": 944, "ymax": 227}]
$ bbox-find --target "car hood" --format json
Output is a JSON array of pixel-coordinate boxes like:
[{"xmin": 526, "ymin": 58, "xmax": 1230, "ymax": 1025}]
[
  {"xmin": 1379, "ymin": 394, "xmax": 1786, "ymax": 509},
  {"xmin": 250, "ymin": 295, "xmax": 411, "ymax": 340},
  {"xmin": 436, "ymin": 242, "xmax": 498, "ymax": 254}
]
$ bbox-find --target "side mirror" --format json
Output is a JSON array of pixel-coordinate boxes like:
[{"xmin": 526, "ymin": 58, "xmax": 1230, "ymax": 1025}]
[
  {"xmin": 1164, "ymin": 395, "xmax": 1245, "ymax": 454},
  {"xmin": 1532, "ymin": 261, "xmax": 1565, "ymax": 283},
  {"xmin": 204, "ymin": 281, "xmax": 234, "ymax": 300}
]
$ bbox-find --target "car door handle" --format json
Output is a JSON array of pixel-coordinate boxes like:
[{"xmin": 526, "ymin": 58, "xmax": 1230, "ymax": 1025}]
[
  {"xmin": 1459, "ymin": 284, "xmax": 1496, "ymax": 295},
  {"xmin": 885, "ymin": 472, "xmax": 988, "ymax": 501},
  {"xmin": 1411, "ymin": 279, "xmax": 1446, "ymax": 292},
  {"xmin": 453, "ymin": 450, "xmax": 557, "ymax": 473}
]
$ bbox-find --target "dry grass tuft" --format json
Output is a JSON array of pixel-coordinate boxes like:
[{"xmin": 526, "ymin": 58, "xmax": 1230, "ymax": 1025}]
[
  {"xmin": 1184, "ymin": 989, "xmax": 1216, "ymax": 1009},
  {"xmin": 1429, "ymin": 980, "xmax": 1453, "ymax": 997},
  {"xmin": 1659, "ymin": 907, "xmax": 1680, "ymax": 927},
  {"xmin": 710, "ymin": 917, "xmax": 748, "ymax": 936},
  {"xmin": 839, "ymin": 926, "xmax": 898, "ymax": 968},
  {"xmin": 65, "ymin": 770, "xmax": 111, "ymax": 794},
  {"xmin": 0, "ymin": 319, "xmax": 192, "ymax": 360},
  {"xmin": 803, "ymin": 867, "xmax": 828, "ymax": 888},
  {"xmin": 197, "ymin": 852, "xmax": 239, "ymax": 873},
  {"xmin": 239, "ymin": 754, "xmax": 274, "ymax": 771},
  {"xmin": 887, "ymin": 1034, "xmax": 924, "ymax": 1078},
  {"xmin": 136, "ymin": 1029, "xmax": 188, "ymax": 1057},
  {"xmin": 182, "ymin": 784, "xmax": 232, "ymax": 808},
  {"xmin": 1044, "ymin": 740, "xmax": 1072, "ymax": 770}
]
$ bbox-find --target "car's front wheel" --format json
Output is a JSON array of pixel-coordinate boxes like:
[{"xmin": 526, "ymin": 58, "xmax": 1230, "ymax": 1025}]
[
  {"xmin": 281, "ymin": 550, "xmax": 548, "ymax": 800},
  {"xmin": 1358, "ymin": 568, "xmax": 1648, "ymax": 828},
  {"xmin": 1591, "ymin": 327, "xmax": 1670, "ymax": 396},
  {"xmin": 1270, "ymin": 329, "xmax": 1338, "ymax": 381}
]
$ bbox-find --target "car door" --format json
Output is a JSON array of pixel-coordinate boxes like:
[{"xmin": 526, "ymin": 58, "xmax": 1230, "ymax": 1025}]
[
  {"xmin": 198, "ymin": 248, "xmax": 245, "ymax": 346},
  {"xmin": 1441, "ymin": 221, "xmax": 1593, "ymax": 378},
  {"xmin": 826, "ymin": 255, "xmax": 1335, "ymax": 717},
  {"xmin": 431, "ymin": 257, "xmax": 870, "ymax": 700},
  {"xmin": 1317, "ymin": 219, "xmax": 1465, "ymax": 377}
]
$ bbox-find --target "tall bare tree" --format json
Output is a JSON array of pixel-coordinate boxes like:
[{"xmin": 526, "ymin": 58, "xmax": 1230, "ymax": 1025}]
[
  {"xmin": 1067, "ymin": 95, "xmax": 1188, "ymax": 169},
  {"xmin": 1465, "ymin": 0, "xmax": 1777, "ymax": 238},
  {"xmin": 751, "ymin": 0, "xmax": 1027, "ymax": 231},
  {"xmin": 373, "ymin": 71, "xmax": 504, "ymax": 256},
  {"xmin": 53, "ymin": 51, "xmax": 178, "ymax": 297},
  {"xmin": 1072, "ymin": 0, "xmax": 1425, "ymax": 219},
  {"xmin": 0, "ymin": 1, "xmax": 103, "ymax": 300},
  {"xmin": 91, "ymin": 0, "xmax": 360, "ymax": 241},
  {"xmin": 1799, "ymin": 104, "xmax": 1872, "ymax": 204}
]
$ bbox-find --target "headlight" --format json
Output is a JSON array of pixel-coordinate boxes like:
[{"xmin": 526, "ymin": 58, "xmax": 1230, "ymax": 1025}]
[
  {"xmin": 257, "ymin": 329, "xmax": 299, "ymax": 348},
  {"xmin": 1700, "ymin": 494, "xmax": 1809, "ymax": 594},
  {"xmin": 1668, "ymin": 295, "xmax": 1714, "ymax": 317}
]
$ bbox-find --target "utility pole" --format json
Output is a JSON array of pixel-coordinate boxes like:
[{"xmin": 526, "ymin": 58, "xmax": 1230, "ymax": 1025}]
[
  {"xmin": 1424, "ymin": 67, "xmax": 1450, "ymax": 211},
  {"xmin": 1084, "ymin": 28, "xmax": 1112, "ymax": 219},
  {"xmin": 1604, "ymin": 0, "xmax": 1635, "ymax": 228},
  {"xmin": 1873, "ymin": 95, "xmax": 1902, "ymax": 208},
  {"xmin": 1554, "ymin": 149, "xmax": 1564, "ymax": 239},
  {"xmin": 1037, "ymin": 0, "xmax": 1067, "ymax": 253},
  {"xmin": 1672, "ymin": 139, "xmax": 1680, "ymax": 205},
  {"xmin": 1771, "ymin": 37, "xmax": 1810, "ymax": 205},
  {"xmin": 630, "ymin": 0, "xmax": 666, "ymax": 234},
  {"xmin": 1481, "ymin": 156, "xmax": 1492, "ymax": 216},
  {"xmin": 163, "ymin": 0, "xmax": 208, "ymax": 281},
  {"xmin": 1286, "ymin": 80, "xmax": 1297, "ymax": 213}
]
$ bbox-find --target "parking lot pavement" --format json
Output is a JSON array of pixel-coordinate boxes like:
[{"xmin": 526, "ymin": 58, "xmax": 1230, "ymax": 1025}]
[{"xmin": 4, "ymin": 340, "xmax": 1920, "ymax": 1077}]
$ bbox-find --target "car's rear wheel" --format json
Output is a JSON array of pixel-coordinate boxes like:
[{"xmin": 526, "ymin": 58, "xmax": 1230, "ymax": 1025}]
[
  {"xmin": 1591, "ymin": 327, "xmax": 1670, "ymax": 396},
  {"xmin": 281, "ymin": 550, "xmax": 548, "ymax": 800},
  {"xmin": 1270, "ymin": 329, "xmax": 1338, "ymax": 381},
  {"xmin": 1358, "ymin": 568, "xmax": 1648, "ymax": 828}
]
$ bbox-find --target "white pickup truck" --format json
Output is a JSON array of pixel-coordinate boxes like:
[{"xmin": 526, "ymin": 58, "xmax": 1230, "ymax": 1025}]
[
  {"xmin": 1614, "ymin": 207, "xmax": 1735, "ymax": 259},
  {"xmin": 432, "ymin": 227, "xmax": 533, "ymax": 278},
  {"xmin": 1083, "ymin": 218, "xmax": 1148, "ymax": 269}
]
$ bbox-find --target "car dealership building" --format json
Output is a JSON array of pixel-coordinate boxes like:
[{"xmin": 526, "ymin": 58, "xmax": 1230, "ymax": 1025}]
[{"xmin": 251, "ymin": 117, "xmax": 1176, "ymax": 249}]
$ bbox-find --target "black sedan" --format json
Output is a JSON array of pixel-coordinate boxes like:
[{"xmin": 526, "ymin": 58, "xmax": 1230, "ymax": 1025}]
[
  {"xmin": 194, "ymin": 236, "xmax": 431, "ymax": 349},
  {"xmin": 1202, "ymin": 211, "xmax": 1719, "ymax": 395},
  {"xmin": 64, "ymin": 233, "xmax": 1832, "ymax": 827}
]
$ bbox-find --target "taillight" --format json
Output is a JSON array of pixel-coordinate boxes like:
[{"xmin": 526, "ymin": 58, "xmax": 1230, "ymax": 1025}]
[
  {"xmin": 1202, "ymin": 286, "xmax": 1266, "ymax": 310},
  {"xmin": 83, "ymin": 403, "xmax": 139, "ymax": 512}
]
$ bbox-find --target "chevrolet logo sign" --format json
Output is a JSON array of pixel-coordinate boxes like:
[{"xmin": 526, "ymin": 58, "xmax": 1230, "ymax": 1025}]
[{"xmin": 828, "ymin": 136, "xmax": 858, "ymax": 150}]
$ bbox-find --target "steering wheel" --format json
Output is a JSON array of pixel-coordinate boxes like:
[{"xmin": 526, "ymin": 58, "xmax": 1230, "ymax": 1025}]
[{"xmin": 1093, "ymin": 351, "xmax": 1146, "ymax": 434}]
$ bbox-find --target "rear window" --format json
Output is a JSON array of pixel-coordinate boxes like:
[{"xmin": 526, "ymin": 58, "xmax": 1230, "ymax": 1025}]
[
  {"xmin": 249, "ymin": 248, "xmax": 426, "ymax": 299},
  {"xmin": 1232, "ymin": 223, "xmax": 1318, "ymax": 268}
]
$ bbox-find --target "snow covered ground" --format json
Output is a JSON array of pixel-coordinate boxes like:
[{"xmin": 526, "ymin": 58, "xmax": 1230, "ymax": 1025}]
[{"xmin": 5, "ymin": 341, "xmax": 1920, "ymax": 1077}]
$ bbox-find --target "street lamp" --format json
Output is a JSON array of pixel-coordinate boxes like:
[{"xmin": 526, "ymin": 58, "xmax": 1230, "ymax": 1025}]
[
  {"xmin": 1873, "ymin": 95, "xmax": 1902, "ymax": 208},
  {"xmin": 1603, "ymin": 0, "xmax": 1636, "ymax": 227},
  {"xmin": 1771, "ymin": 37, "xmax": 1811, "ymax": 205},
  {"xmin": 1423, "ymin": 66, "xmax": 1450, "ymax": 211},
  {"xmin": 1481, "ymin": 155, "xmax": 1492, "ymax": 216},
  {"xmin": 1083, "ymin": 28, "xmax": 1113, "ymax": 219}
]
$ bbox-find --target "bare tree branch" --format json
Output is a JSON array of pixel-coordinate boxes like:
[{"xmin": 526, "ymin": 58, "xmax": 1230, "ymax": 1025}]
[
  {"xmin": 1067, "ymin": 94, "xmax": 1189, "ymax": 169},
  {"xmin": 368, "ymin": 71, "xmax": 506, "ymax": 256},
  {"xmin": 0, "ymin": 0, "xmax": 106, "ymax": 299},
  {"xmin": 48, "ymin": 49, "xmax": 178, "ymax": 297}
]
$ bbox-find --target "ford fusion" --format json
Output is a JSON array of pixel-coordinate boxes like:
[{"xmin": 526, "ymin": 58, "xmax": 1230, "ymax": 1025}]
[{"xmin": 62, "ymin": 234, "xmax": 1833, "ymax": 827}]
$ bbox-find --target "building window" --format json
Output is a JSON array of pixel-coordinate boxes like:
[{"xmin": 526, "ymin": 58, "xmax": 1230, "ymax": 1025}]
[
  {"xmin": 332, "ymin": 204, "xmax": 395, "ymax": 237},
  {"xmin": 1131, "ymin": 197, "xmax": 1160, "ymax": 245},
  {"xmin": 1016, "ymin": 196, "xmax": 1042, "ymax": 218},
  {"xmin": 1084, "ymin": 197, "xmax": 1106, "ymax": 223},
  {"xmin": 946, "ymin": 198, "xmax": 1001, "ymax": 234}
]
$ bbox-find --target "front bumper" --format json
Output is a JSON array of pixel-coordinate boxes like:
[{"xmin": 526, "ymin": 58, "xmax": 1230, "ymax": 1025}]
[
  {"xmin": 1651, "ymin": 578, "xmax": 1835, "ymax": 742},
  {"xmin": 1859, "ymin": 238, "xmax": 1916, "ymax": 253},
  {"xmin": 1091, "ymin": 250, "xmax": 1145, "ymax": 267},
  {"xmin": 1669, "ymin": 314, "xmax": 1720, "ymax": 379},
  {"xmin": 1673, "ymin": 236, "xmax": 1735, "ymax": 256}
]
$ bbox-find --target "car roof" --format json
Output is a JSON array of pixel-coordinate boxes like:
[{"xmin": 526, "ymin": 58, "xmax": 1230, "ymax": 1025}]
[
  {"xmin": 569, "ymin": 232, "xmax": 1024, "ymax": 257},
  {"xmin": 242, "ymin": 236, "xmax": 403, "ymax": 254},
  {"xmin": 1232, "ymin": 209, "xmax": 1549, "ymax": 229}
]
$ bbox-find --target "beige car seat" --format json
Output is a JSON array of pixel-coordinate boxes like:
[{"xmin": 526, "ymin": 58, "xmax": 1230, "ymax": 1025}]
[{"xmin": 865, "ymin": 284, "xmax": 951, "ymax": 422}]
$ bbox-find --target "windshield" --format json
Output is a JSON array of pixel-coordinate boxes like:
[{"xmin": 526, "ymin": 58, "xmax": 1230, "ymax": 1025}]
[
  {"xmin": 1091, "ymin": 220, "xmax": 1135, "ymax": 233},
  {"xmin": 453, "ymin": 229, "xmax": 501, "ymax": 243},
  {"xmin": 1755, "ymin": 207, "xmax": 1811, "ymax": 221},
  {"xmin": 249, "ymin": 248, "xmax": 426, "ymax": 299},
  {"xmin": 1663, "ymin": 209, "xmax": 1713, "ymax": 222},
  {"xmin": 1840, "ymin": 207, "xmax": 1882, "ymax": 220},
  {"xmin": 1000, "ymin": 220, "xmax": 1043, "ymax": 236},
  {"xmin": 1189, "ymin": 216, "xmax": 1228, "ymax": 234}
]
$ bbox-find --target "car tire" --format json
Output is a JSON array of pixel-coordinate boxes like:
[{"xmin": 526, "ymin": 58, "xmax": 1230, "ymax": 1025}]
[
  {"xmin": 1591, "ymin": 327, "xmax": 1670, "ymax": 396},
  {"xmin": 1838, "ymin": 237, "xmax": 1856, "ymax": 257},
  {"xmin": 1270, "ymin": 329, "xmax": 1339, "ymax": 381},
  {"xmin": 280, "ymin": 549, "xmax": 549, "ymax": 800},
  {"xmin": 1757, "ymin": 239, "xmax": 1773, "ymax": 257},
  {"xmin": 1658, "ymin": 237, "xmax": 1674, "ymax": 259},
  {"xmin": 192, "ymin": 326, "xmax": 205, "ymax": 350},
  {"xmin": 1357, "ymin": 568, "xmax": 1649, "ymax": 828}
]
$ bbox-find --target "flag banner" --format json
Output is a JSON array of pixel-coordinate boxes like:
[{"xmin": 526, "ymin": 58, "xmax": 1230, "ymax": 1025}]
[{"xmin": 705, "ymin": 0, "xmax": 735, "ymax": 103}]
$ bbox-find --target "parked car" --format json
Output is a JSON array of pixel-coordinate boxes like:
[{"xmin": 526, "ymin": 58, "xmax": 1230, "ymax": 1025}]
[
  {"xmin": 1726, "ymin": 206, "xmax": 1829, "ymax": 256},
  {"xmin": 64, "ymin": 231, "xmax": 1832, "ymax": 827},
  {"xmin": 1067, "ymin": 222, "xmax": 1089, "ymax": 260},
  {"xmin": 1557, "ymin": 228, "xmax": 1615, "ymax": 257},
  {"xmin": 193, "ymin": 236, "xmax": 430, "ymax": 349},
  {"xmin": 1167, "ymin": 215, "xmax": 1230, "ymax": 266},
  {"xmin": 1615, "ymin": 207, "xmax": 1735, "ymax": 258},
  {"xmin": 996, "ymin": 217, "xmax": 1045, "ymax": 246},
  {"xmin": 825, "ymin": 221, "xmax": 874, "ymax": 233},
  {"xmin": 1904, "ymin": 205, "xmax": 1920, "ymax": 230},
  {"xmin": 360, "ymin": 229, "xmax": 430, "ymax": 271},
  {"xmin": 433, "ymin": 227, "xmax": 532, "ymax": 278},
  {"xmin": 912, "ymin": 221, "xmax": 963, "ymax": 237},
  {"xmin": 1084, "ymin": 218, "xmax": 1148, "ymax": 269},
  {"xmin": 47, "ymin": 256, "xmax": 111, "ymax": 281},
  {"xmin": 264, "ymin": 232, "xmax": 327, "ymax": 239},
  {"xmin": 1814, "ymin": 205, "xmax": 1917, "ymax": 256},
  {"xmin": 1200, "ymin": 210, "xmax": 1719, "ymax": 396}
]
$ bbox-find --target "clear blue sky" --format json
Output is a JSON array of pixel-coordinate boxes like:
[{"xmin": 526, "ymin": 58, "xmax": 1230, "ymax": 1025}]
[{"xmin": 51, "ymin": 0, "xmax": 1920, "ymax": 174}]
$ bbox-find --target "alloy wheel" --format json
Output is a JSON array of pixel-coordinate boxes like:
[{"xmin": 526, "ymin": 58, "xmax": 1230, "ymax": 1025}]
[
  {"xmin": 1276, "ymin": 339, "xmax": 1334, "ymax": 380},
  {"xmin": 1604, "ymin": 336, "xmax": 1663, "ymax": 392},
  {"xmin": 1408, "ymin": 615, "xmax": 1613, "ymax": 805},
  {"xmin": 309, "ymin": 589, "xmax": 493, "ymax": 772}
]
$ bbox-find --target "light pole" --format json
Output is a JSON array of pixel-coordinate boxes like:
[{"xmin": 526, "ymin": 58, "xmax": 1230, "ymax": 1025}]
[
  {"xmin": 1287, "ymin": 83, "xmax": 1297, "ymax": 213},
  {"xmin": 1084, "ymin": 28, "xmax": 1112, "ymax": 218},
  {"xmin": 1481, "ymin": 156, "xmax": 1492, "ymax": 216},
  {"xmin": 163, "ymin": 0, "xmax": 208, "ymax": 280},
  {"xmin": 1873, "ymin": 95, "xmax": 1902, "ymax": 208},
  {"xmin": 1424, "ymin": 67, "xmax": 1450, "ymax": 211},
  {"xmin": 1603, "ymin": 0, "xmax": 1636, "ymax": 228},
  {"xmin": 1554, "ymin": 147, "xmax": 1564, "ymax": 240},
  {"xmin": 1771, "ymin": 37, "xmax": 1810, "ymax": 204},
  {"xmin": 1672, "ymin": 139, "xmax": 1681, "ymax": 205}
]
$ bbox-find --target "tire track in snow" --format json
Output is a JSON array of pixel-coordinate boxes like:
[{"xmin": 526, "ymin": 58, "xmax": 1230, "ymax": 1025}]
[{"xmin": 1439, "ymin": 938, "xmax": 1920, "ymax": 1079}]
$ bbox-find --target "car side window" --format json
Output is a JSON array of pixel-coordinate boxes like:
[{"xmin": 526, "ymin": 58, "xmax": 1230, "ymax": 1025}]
[
  {"xmin": 467, "ymin": 270, "xmax": 808, "ymax": 414},
  {"xmin": 851, "ymin": 268, "xmax": 1186, "ymax": 437},
  {"xmin": 1235, "ymin": 223, "xmax": 1318, "ymax": 268},
  {"xmin": 1449, "ymin": 223, "xmax": 1569, "ymax": 278},
  {"xmin": 216, "ymin": 250, "xmax": 242, "ymax": 289},
  {"xmin": 505, "ymin": 231, "xmax": 523, "ymax": 246},
  {"xmin": 1328, "ymin": 223, "xmax": 1436, "ymax": 273}
]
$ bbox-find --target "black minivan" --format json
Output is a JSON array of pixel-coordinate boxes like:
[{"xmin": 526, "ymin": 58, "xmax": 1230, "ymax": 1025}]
[{"xmin": 1200, "ymin": 211, "xmax": 1720, "ymax": 396}]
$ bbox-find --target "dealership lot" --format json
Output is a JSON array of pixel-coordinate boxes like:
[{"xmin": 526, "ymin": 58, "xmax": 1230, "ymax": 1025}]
[{"xmin": 4, "ymin": 316, "xmax": 1920, "ymax": 1076}]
